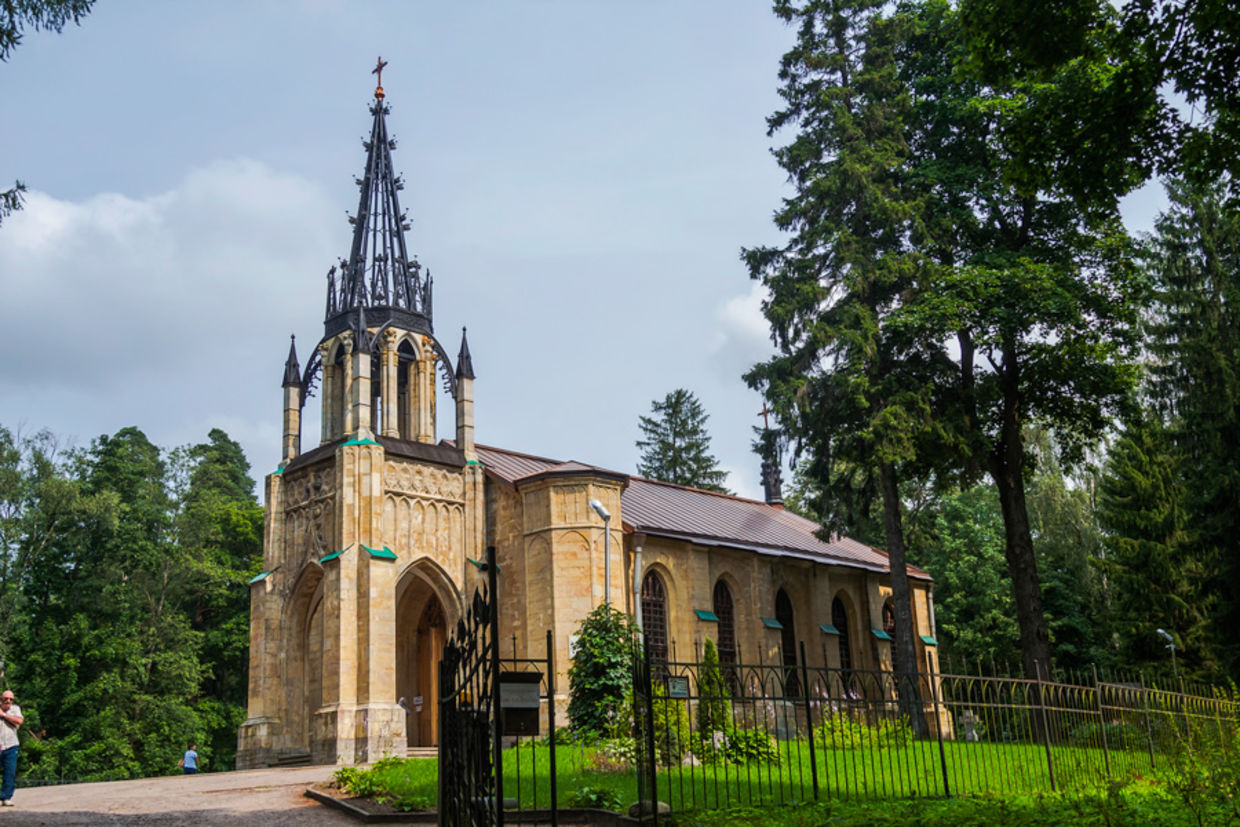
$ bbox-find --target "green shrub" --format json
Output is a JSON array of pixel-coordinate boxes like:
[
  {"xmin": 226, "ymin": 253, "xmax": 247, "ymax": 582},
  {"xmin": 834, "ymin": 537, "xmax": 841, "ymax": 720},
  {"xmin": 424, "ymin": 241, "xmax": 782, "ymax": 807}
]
[
  {"xmin": 567, "ymin": 785, "xmax": 624, "ymax": 810},
  {"xmin": 568, "ymin": 605, "xmax": 638, "ymax": 737},
  {"xmin": 590, "ymin": 737, "xmax": 638, "ymax": 772},
  {"xmin": 653, "ymin": 681, "xmax": 692, "ymax": 765},
  {"xmin": 696, "ymin": 638, "xmax": 732, "ymax": 736},
  {"xmin": 815, "ymin": 712, "xmax": 913, "ymax": 750},
  {"xmin": 722, "ymin": 727, "xmax": 780, "ymax": 764}
]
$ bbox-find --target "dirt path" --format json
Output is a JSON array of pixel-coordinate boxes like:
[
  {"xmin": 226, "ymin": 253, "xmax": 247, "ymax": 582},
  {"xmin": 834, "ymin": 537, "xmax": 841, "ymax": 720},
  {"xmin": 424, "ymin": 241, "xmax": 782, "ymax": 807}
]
[{"xmin": 2, "ymin": 766, "xmax": 353, "ymax": 825}]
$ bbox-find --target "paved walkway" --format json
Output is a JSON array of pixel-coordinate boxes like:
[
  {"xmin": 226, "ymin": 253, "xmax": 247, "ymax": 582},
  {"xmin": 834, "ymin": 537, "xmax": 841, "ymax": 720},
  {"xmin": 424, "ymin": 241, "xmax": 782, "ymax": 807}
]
[{"xmin": 2, "ymin": 765, "xmax": 353, "ymax": 825}]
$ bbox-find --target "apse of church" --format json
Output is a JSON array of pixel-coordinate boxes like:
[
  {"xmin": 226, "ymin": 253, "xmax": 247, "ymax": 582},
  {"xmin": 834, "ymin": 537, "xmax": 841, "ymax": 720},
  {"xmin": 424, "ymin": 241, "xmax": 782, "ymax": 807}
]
[{"xmin": 238, "ymin": 69, "xmax": 939, "ymax": 769}]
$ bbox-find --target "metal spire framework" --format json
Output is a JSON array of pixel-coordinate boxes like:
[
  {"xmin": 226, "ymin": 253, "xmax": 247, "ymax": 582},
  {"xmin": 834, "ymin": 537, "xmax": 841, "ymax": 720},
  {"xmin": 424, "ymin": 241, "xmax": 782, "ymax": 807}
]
[{"xmin": 324, "ymin": 58, "xmax": 432, "ymax": 338}]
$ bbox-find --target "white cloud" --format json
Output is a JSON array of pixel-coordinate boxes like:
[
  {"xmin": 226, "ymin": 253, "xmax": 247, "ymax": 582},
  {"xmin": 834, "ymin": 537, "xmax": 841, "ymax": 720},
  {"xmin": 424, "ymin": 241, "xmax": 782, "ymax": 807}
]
[
  {"xmin": 709, "ymin": 279, "xmax": 772, "ymax": 380},
  {"xmin": 0, "ymin": 160, "xmax": 340, "ymax": 481}
]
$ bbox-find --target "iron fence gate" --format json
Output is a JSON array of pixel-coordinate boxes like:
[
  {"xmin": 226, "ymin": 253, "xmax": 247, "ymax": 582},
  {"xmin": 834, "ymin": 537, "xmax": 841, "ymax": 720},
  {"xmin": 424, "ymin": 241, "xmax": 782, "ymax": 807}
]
[{"xmin": 439, "ymin": 547, "xmax": 502, "ymax": 826}]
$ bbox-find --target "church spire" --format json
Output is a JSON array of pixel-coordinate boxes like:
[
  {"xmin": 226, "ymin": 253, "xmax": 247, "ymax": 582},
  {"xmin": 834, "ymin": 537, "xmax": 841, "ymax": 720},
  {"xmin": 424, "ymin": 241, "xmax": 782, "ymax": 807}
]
[
  {"xmin": 325, "ymin": 59, "xmax": 431, "ymax": 337},
  {"xmin": 282, "ymin": 335, "xmax": 301, "ymax": 387},
  {"xmin": 456, "ymin": 327, "xmax": 475, "ymax": 380}
]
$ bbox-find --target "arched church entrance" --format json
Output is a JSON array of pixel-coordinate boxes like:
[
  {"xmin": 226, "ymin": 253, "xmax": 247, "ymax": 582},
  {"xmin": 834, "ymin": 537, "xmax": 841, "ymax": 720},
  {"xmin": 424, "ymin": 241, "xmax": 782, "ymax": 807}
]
[{"xmin": 395, "ymin": 565, "xmax": 454, "ymax": 747}]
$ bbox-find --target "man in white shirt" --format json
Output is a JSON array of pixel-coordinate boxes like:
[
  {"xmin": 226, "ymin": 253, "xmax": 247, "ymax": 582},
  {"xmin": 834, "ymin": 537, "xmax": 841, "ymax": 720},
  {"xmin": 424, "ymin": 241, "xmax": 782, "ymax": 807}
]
[{"xmin": 0, "ymin": 690, "xmax": 22, "ymax": 807}]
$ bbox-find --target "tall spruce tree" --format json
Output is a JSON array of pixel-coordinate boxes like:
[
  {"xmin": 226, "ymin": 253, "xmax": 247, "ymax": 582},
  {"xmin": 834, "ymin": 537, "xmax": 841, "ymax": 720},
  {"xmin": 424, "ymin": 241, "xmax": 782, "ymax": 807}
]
[
  {"xmin": 744, "ymin": 0, "xmax": 937, "ymax": 733},
  {"xmin": 636, "ymin": 389, "xmax": 731, "ymax": 493},
  {"xmin": 1097, "ymin": 412, "xmax": 1209, "ymax": 675},
  {"xmin": 1142, "ymin": 177, "xmax": 1240, "ymax": 677}
]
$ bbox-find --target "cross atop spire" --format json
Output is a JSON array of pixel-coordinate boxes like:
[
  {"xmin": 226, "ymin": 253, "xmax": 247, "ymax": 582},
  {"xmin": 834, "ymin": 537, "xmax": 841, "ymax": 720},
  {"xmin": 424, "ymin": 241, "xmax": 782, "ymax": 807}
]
[
  {"xmin": 324, "ymin": 70, "xmax": 434, "ymax": 339},
  {"xmin": 372, "ymin": 56, "xmax": 388, "ymax": 99}
]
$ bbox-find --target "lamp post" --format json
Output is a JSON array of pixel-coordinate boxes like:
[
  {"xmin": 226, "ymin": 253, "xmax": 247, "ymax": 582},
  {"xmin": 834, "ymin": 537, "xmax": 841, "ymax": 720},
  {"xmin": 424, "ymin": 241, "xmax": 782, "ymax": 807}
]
[
  {"xmin": 1156, "ymin": 628, "xmax": 1179, "ymax": 684},
  {"xmin": 590, "ymin": 499, "xmax": 611, "ymax": 607}
]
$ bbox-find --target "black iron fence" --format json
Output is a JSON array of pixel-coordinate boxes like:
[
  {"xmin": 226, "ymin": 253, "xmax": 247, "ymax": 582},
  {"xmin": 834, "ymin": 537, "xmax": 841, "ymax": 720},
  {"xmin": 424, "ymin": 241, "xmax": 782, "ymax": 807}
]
[
  {"xmin": 629, "ymin": 644, "xmax": 1240, "ymax": 818},
  {"xmin": 496, "ymin": 631, "xmax": 559, "ymax": 823}
]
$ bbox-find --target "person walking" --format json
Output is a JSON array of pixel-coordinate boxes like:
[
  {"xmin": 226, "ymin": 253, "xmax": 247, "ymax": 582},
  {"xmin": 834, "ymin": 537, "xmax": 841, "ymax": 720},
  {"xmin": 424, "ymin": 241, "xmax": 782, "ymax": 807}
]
[
  {"xmin": 179, "ymin": 744, "xmax": 198, "ymax": 775},
  {"xmin": 0, "ymin": 690, "xmax": 23, "ymax": 807}
]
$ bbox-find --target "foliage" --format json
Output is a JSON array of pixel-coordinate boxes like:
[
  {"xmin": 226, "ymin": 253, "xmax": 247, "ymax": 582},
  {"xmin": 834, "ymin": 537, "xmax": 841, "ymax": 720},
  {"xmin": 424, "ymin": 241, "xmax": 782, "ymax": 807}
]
[
  {"xmin": 635, "ymin": 389, "xmax": 731, "ymax": 493},
  {"xmin": 814, "ymin": 713, "xmax": 913, "ymax": 750},
  {"xmin": 1140, "ymin": 177, "xmax": 1240, "ymax": 679},
  {"xmin": 719, "ymin": 727, "xmax": 780, "ymax": 764},
  {"xmin": 743, "ymin": 0, "xmax": 934, "ymax": 734},
  {"xmin": 696, "ymin": 638, "xmax": 731, "ymax": 736},
  {"xmin": 914, "ymin": 484, "xmax": 1021, "ymax": 667},
  {"xmin": 567, "ymin": 604, "xmax": 637, "ymax": 736},
  {"xmin": 1097, "ymin": 413, "xmax": 1209, "ymax": 675},
  {"xmin": 566, "ymin": 785, "xmax": 623, "ymax": 810},
  {"xmin": 589, "ymin": 737, "xmax": 637, "ymax": 772},
  {"xmin": 0, "ymin": 424, "xmax": 261, "ymax": 780},
  {"xmin": 652, "ymin": 680, "xmax": 691, "ymax": 765},
  {"xmin": 333, "ymin": 755, "xmax": 434, "ymax": 811}
]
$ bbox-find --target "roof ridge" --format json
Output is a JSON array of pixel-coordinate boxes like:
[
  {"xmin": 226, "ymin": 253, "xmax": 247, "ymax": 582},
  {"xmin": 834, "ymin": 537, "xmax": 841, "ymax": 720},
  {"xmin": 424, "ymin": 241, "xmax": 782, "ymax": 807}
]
[{"xmin": 629, "ymin": 473, "xmax": 772, "ymax": 506}]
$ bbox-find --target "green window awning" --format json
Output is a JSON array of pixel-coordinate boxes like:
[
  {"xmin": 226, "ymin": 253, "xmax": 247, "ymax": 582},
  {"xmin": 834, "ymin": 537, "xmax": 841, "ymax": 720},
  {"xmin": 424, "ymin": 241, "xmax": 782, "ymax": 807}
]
[
  {"xmin": 871, "ymin": 628, "xmax": 893, "ymax": 641},
  {"xmin": 341, "ymin": 437, "xmax": 380, "ymax": 447},
  {"xmin": 819, "ymin": 623, "xmax": 840, "ymax": 635},
  {"xmin": 920, "ymin": 635, "xmax": 938, "ymax": 646},
  {"xmin": 761, "ymin": 617, "xmax": 784, "ymax": 630},
  {"xmin": 362, "ymin": 544, "xmax": 397, "ymax": 560},
  {"xmin": 694, "ymin": 610, "xmax": 719, "ymax": 622}
]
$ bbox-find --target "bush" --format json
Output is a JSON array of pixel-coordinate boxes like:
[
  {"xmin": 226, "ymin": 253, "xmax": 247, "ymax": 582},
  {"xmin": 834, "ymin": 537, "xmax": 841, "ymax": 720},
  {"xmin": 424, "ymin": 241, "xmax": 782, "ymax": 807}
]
[
  {"xmin": 568, "ymin": 605, "xmax": 638, "ymax": 737},
  {"xmin": 722, "ymin": 727, "xmax": 780, "ymax": 764},
  {"xmin": 590, "ymin": 737, "xmax": 638, "ymax": 772},
  {"xmin": 815, "ymin": 712, "xmax": 913, "ymax": 750},
  {"xmin": 697, "ymin": 638, "xmax": 732, "ymax": 736},
  {"xmin": 653, "ymin": 681, "xmax": 692, "ymax": 765},
  {"xmin": 567, "ymin": 785, "xmax": 624, "ymax": 810}
]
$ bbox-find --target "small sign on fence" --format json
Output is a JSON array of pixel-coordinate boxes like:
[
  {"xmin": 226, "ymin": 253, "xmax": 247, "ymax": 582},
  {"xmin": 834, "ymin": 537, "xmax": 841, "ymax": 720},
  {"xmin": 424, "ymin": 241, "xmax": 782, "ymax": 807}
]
[{"xmin": 667, "ymin": 676, "xmax": 690, "ymax": 698}]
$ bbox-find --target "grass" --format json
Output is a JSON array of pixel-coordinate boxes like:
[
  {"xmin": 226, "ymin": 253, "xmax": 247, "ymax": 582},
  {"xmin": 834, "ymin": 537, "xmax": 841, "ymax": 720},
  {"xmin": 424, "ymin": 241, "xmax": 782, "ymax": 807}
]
[{"xmin": 334, "ymin": 736, "xmax": 1167, "ymax": 814}]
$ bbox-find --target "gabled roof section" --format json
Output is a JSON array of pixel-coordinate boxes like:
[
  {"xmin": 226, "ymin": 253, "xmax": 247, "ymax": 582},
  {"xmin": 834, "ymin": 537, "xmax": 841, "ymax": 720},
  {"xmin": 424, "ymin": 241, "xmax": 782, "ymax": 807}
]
[
  {"xmin": 324, "ymin": 76, "xmax": 433, "ymax": 340},
  {"xmin": 470, "ymin": 443, "xmax": 930, "ymax": 581}
]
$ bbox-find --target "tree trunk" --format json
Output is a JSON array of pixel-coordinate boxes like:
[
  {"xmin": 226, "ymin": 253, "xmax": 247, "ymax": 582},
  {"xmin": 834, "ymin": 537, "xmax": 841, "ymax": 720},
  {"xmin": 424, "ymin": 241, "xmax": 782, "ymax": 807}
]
[
  {"xmin": 988, "ymin": 386, "xmax": 1054, "ymax": 682},
  {"xmin": 878, "ymin": 462, "xmax": 928, "ymax": 737}
]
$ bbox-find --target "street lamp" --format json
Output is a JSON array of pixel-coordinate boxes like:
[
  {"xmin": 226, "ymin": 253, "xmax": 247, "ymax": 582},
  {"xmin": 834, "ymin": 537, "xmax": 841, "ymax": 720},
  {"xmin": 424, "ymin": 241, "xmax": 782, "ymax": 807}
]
[
  {"xmin": 590, "ymin": 499, "xmax": 611, "ymax": 606},
  {"xmin": 1156, "ymin": 628, "xmax": 1179, "ymax": 683}
]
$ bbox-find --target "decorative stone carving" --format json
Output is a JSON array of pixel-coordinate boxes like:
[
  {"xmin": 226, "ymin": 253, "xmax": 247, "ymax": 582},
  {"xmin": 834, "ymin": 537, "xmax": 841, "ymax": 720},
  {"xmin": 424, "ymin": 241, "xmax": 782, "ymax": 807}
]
[
  {"xmin": 283, "ymin": 466, "xmax": 336, "ymax": 565},
  {"xmin": 383, "ymin": 460, "xmax": 465, "ymax": 503}
]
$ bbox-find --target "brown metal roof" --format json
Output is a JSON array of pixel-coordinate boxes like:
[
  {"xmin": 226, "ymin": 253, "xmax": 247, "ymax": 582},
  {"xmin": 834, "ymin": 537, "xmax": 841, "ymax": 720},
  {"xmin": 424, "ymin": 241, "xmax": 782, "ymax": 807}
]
[{"xmin": 470, "ymin": 443, "xmax": 930, "ymax": 581}]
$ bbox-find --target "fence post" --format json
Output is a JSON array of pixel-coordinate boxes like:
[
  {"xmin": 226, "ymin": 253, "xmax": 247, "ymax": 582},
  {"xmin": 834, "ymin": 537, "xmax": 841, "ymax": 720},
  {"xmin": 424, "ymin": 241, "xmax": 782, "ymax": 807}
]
[
  {"xmin": 927, "ymin": 651, "xmax": 950, "ymax": 797},
  {"xmin": 1092, "ymin": 663, "xmax": 1111, "ymax": 779},
  {"xmin": 1033, "ymin": 660, "xmax": 1056, "ymax": 792},
  {"xmin": 547, "ymin": 628, "xmax": 557, "ymax": 827},
  {"xmin": 1139, "ymin": 671, "xmax": 1156, "ymax": 771},
  {"xmin": 488, "ymin": 545, "xmax": 504, "ymax": 827},
  {"xmin": 799, "ymin": 641, "xmax": 819, "ymax": 801},
  {"xmin": 643, "ymin": 641, "xmax": 659, "ymax": 825}
]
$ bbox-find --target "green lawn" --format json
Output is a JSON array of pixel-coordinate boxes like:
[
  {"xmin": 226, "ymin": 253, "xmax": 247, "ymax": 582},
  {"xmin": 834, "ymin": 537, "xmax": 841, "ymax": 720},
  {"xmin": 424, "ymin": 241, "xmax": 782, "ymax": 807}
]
[{"xmin": 341, "ymin": 737, "xmax": 1164, "ymax": 814}]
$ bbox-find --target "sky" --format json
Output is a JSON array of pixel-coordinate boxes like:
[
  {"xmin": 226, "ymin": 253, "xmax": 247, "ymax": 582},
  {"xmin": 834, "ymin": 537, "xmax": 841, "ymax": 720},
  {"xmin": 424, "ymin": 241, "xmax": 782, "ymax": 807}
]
[{"xmin": 0, "ymin": 1, "xmax": 1167, "ymax": 501}]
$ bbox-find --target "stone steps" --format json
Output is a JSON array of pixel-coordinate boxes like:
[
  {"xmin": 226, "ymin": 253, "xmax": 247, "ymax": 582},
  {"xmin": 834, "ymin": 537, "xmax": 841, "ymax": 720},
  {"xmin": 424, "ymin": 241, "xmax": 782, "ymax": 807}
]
[{"xmin": 269, "ymin": 750, "xmax": 312, "ymax": 768}]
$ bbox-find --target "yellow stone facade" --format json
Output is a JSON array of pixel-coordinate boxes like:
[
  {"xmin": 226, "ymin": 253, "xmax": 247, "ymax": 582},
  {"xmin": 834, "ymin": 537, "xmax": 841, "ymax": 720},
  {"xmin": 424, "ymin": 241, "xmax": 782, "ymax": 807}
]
[{"xmin": 237, "ymin": 85, "xmax": 942, "ymax": 768}]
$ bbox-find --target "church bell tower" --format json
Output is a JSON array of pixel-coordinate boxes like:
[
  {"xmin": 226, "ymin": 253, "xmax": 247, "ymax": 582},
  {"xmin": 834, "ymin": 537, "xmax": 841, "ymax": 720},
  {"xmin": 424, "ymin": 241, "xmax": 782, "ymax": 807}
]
[{"xmin": 238, "ymin": 62, "xmax": 485, "ymax": 768}]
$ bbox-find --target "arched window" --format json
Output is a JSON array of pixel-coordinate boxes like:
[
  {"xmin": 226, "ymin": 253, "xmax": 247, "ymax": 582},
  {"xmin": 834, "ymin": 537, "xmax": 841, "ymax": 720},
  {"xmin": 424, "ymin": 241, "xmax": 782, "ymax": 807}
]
[
  {"xmin": 832, "ymin": 596, "xmax": 853, "ymax": 672},
  {"xmin": 775, "ymin": 588, "xmax": 800, "ymax": 697},
  {"xmin": 641, "ymin": 571, "xmax": 669, "ymax": 666},
  {"xmin": 713, "ymin": 579, "xmax": 739, "ymax": 694},
  {"xmin": 883, "ymin": 599, "xmax": 896, "ymax": 638}
]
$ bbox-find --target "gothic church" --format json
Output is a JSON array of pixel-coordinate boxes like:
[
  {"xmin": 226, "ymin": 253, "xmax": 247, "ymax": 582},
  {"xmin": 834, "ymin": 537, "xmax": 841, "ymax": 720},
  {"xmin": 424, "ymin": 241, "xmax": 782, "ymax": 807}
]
[{"xmin": 237, "ymin": 77, "xmax": 939, "ymax": 769}]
